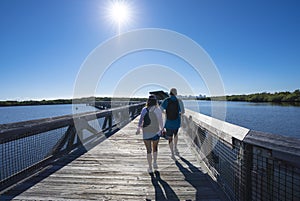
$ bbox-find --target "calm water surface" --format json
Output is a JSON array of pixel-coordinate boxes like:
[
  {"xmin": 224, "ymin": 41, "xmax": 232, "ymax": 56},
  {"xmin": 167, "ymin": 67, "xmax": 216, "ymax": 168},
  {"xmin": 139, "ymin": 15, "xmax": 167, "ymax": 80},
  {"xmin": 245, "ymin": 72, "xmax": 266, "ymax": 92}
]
[
  {"xmin": 0, "ymin": 104, "xmax": 97, "ymax": 124},
  {"xmin": 0, "ymin": 101, "xmax": 299, "ymax": 138},
  {"xmin": 184, "ymin": 100, "xmax": 300, "ymax": 139}
]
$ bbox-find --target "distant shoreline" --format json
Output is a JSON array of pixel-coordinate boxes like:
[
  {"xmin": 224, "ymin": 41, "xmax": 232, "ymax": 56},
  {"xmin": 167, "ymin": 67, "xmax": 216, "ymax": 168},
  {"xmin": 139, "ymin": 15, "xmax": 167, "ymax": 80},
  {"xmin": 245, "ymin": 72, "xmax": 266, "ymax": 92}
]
[
  {"xmin": 1, "ymin": 89, "xmax": 299, "ymax": 107},
  {"xmin": 0, "ymin": 97, "xmax": 146, "ymax": 107},
  {"xmin": 209, "ymin": 89, "xmax": 300, "ymax": 103}
]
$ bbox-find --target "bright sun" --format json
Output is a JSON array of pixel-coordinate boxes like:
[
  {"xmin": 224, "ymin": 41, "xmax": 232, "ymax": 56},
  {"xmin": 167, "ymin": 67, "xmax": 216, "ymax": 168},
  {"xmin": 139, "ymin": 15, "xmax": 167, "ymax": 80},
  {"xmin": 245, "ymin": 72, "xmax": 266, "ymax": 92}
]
[{"xmin": 107, "ymin": 1, "xmax": 132, "ymax": 35}]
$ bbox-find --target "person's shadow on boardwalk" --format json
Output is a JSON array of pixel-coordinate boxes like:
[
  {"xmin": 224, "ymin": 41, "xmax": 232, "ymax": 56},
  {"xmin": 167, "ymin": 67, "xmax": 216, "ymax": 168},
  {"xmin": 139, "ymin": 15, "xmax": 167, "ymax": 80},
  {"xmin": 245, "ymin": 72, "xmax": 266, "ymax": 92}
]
[
  {"xmin": 175, "ymin": 156, "xmax": 219, "ymax": 200},
  {"xmin": 149, "ymin": 171, "xmax": 179, "ymax": 201}
]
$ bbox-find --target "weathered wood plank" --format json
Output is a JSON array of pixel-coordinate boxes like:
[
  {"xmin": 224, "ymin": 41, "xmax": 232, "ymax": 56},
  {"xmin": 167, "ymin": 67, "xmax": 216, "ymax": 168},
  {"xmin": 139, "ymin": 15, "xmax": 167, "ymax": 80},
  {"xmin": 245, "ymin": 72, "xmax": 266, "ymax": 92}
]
[{"xmin": 1, "ymin": 117, "xmax": 228, "ymax": 201}]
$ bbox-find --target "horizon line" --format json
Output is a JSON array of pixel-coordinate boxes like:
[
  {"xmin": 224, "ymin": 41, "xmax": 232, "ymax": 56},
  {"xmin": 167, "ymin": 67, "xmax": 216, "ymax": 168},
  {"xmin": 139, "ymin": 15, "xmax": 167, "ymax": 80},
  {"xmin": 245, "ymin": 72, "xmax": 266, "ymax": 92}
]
[{"xmin": 1, "ymin": 88, "xmax": 299, "ymax": 102}]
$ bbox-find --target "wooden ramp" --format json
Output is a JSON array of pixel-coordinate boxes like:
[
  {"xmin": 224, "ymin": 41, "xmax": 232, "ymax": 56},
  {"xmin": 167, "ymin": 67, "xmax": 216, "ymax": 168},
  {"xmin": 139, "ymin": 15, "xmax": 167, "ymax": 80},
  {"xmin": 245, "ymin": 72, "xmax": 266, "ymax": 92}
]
[{"xmin": 1, "ymin": 117, "xmax": 228, "ymax": 201}]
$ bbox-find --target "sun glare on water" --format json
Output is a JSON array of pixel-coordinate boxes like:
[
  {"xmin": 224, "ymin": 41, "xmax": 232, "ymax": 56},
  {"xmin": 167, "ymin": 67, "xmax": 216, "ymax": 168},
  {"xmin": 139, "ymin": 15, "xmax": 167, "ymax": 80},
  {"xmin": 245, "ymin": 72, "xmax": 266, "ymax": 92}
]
[{"xmin": 107, "ymin": 1, "xmax": 132, "ymax": 35}]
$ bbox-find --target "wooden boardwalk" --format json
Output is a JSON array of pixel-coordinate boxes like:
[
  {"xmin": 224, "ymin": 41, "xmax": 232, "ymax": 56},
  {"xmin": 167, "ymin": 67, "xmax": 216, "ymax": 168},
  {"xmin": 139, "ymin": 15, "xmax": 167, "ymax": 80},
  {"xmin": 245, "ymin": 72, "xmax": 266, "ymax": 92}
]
[{"xmin": 1, "ymin": 117, "xmax": 228, "ymax": 201}]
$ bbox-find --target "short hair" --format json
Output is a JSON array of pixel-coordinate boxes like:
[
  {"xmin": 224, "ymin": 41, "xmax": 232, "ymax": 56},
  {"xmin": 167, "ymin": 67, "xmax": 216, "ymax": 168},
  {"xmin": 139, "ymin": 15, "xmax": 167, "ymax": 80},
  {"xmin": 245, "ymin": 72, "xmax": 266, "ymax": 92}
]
[{"xmin": 170, "ymin": 88, "xmax": 177, "ymax": 96}]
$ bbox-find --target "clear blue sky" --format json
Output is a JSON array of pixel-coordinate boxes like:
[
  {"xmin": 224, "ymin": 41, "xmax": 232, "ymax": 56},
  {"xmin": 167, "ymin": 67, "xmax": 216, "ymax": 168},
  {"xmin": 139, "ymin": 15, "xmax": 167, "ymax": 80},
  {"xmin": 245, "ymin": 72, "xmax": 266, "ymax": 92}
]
[{"xmin": 0, "ymin": 0, "xmax": 299, "ymax": 100}]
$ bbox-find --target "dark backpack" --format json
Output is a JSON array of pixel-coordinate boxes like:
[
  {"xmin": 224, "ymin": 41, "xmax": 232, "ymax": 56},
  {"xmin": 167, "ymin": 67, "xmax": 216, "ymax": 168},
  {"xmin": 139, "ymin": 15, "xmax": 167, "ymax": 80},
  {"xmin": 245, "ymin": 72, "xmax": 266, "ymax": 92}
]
[
  {"xmin": 143, "ymin": 108, "xmax": 159, "ymax": 133},
  {"xmin": 166, "ymin": 98, "xmax": 179, "ymax": 120},
  {"xmin": 143, "ymin": 108, "xmax": 151, "ymax": 127}
]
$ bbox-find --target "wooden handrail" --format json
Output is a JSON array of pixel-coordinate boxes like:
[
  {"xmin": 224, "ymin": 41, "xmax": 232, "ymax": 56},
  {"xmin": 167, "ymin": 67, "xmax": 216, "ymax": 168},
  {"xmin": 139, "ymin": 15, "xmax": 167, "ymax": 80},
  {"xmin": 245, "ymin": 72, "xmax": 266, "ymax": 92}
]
[
  {"xmin": 0, "ymin": 102, "xmax": 145, "ymax": 191},
  {"xmin": 182, "ymin": 108, "xmax": 300, "ymax": 201}
]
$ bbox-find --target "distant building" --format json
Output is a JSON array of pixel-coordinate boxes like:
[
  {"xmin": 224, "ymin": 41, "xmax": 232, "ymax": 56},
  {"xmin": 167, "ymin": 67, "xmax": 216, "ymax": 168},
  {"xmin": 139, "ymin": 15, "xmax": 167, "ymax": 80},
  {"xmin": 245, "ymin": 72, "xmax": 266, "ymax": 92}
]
[{"xmin": 196, "ymin": 94, "xmax": 206, "ymax": 100}]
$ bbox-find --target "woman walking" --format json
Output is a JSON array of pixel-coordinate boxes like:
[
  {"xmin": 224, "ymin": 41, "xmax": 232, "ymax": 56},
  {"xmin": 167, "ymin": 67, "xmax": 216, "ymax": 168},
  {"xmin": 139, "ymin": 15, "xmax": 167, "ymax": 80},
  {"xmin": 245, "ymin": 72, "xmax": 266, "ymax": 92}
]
[{"xmin": 136, "ymin": 95, "xmax": 164, "ymax": 173}]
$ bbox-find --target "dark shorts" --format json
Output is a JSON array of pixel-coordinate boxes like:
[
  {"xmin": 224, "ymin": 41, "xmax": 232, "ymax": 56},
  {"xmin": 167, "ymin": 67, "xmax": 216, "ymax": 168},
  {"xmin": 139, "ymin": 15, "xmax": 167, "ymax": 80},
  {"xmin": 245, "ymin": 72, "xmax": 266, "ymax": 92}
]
[
  {"xmin": 144, "ymin": 134, "xmax": 160, "ymax": 141},
  {"xmin": 166, "ymin": 129, "xmax": 179, "ymax": 138}
]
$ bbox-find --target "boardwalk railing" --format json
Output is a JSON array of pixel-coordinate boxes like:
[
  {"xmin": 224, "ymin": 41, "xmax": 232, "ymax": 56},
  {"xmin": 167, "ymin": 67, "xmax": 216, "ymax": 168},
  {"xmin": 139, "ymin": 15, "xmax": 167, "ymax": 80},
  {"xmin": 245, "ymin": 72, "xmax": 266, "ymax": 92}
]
[
  {"xmin": 0, "ymin": 102, "xmax": 144, "ymax": 192},
  {"xmin": 1, "ymin": 104, "xmax": 300, "ymax": 200},
  {"xmin": 183, "ymin": 109, "xmax": 300, "ymax": 201},
  {"xmin": 88, "ymin": 100, "xmax": 143, "ymax": 110}
]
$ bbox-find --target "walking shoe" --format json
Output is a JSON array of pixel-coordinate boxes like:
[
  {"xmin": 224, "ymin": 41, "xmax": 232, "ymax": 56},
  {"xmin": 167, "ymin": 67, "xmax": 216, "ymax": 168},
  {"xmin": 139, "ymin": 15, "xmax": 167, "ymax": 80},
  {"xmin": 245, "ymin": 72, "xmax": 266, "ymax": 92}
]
[
  {"xmin": 171, "ymin": 154, "xmax": 176, "ymax": 160},
  {"xmin": 153, "ymin": 163, "xmax": 158, "ymax": 170}
]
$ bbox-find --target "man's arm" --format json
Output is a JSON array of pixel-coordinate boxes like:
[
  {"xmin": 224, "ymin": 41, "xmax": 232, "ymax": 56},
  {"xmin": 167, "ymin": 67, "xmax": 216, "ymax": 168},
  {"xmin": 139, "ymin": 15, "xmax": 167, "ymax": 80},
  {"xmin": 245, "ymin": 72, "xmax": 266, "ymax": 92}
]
[
  {"xmin": 160, "ymin": 98, "xmax": 167, "ymax": 111},
  {"xmin": 179, "ymin": 99, "xmax": 185, "ymax": 114}
]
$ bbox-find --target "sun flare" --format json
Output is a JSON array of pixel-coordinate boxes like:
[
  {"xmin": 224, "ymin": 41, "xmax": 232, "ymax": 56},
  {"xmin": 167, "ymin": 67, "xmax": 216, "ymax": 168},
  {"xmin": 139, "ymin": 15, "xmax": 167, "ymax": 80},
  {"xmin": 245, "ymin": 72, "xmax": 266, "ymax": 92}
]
[
  {"xmin": 110, "ymin": 2, "xmax": 130, "ymax": 24},
  {"xmin": 107, "ymin": 1, "xmax": 132, "ymax": 35}
]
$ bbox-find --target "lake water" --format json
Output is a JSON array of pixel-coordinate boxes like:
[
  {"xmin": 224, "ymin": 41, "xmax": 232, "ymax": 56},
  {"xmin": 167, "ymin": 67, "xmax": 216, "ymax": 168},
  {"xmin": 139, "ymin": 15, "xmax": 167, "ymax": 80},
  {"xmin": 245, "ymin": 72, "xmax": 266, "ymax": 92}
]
[
  {"xmin": 0, "ymin": 104, "xmax": 97, "ymax": 124},
  {"xmin": 0, "ymin": 101, "xmax": 299, "ymax": 138},
  {"xmin": 184, "ymin": 100, "xmax": 300, "ymax": 139}
]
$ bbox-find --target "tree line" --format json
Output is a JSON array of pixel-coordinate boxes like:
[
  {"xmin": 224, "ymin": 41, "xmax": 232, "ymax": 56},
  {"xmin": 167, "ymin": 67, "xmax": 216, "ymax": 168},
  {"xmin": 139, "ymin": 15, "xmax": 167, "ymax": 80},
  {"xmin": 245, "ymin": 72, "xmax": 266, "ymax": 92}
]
[
  {"xmin": 1, "ymin": 90, "xmax": 299, "ymax": 106},
  {"xmin": 0, "ymin": 99, "xmax": 72, "ymax": 107},
  {"xmin": 209, "ymin": 89, "xmax": 300, "ymax": 103},
  {"xmin": 0, "ymin": 97, "xmax": 146, "ymax": 107}
]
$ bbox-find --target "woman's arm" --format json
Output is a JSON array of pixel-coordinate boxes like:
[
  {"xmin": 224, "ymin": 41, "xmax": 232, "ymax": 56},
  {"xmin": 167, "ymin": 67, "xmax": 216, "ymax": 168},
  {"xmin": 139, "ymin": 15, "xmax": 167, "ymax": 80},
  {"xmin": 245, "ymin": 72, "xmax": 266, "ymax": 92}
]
[
  {"xmin": 138, "ymin": 107, "xmax": 147, "ymax": 128},
  {"xmin": 136, "ymin": 107, "xmax": 147, "ymax": 134}
]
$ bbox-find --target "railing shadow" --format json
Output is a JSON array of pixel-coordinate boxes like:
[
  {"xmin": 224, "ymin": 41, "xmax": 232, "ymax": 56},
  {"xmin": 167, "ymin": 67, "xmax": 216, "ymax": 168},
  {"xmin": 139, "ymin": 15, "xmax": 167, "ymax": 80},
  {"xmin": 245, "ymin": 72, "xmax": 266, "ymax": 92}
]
[
  {"xmin": 175, "ymin": 156, "xmax": 227, "ymax": 201},
  {"xmin": 149, "ymin": 171, "xmax": 179, "ymax": 201}
]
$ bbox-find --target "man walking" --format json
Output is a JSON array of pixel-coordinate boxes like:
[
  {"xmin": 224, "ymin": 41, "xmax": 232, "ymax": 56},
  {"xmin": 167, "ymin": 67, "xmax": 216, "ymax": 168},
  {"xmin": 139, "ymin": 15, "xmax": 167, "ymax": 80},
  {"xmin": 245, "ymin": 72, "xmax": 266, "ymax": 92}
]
[{"xmin": 160, "ymin": 88, "xmax": 185, "ymax": 159}]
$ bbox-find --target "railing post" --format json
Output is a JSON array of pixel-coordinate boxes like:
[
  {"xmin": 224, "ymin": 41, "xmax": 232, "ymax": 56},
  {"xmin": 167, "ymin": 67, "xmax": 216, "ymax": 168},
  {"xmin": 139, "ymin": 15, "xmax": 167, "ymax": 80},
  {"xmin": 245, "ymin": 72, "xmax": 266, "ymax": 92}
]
[
  {"xmin": 102, "ymin": 115, "xmax": 112, "ymax": 131},
  {"xmin": 242, "ymin": 143, "xmax": 253, "ymax": 201},
  {"xmin": 51, "ymin": 125, "xmax": 76, "ymax": 155},
  {"xmin": 0, "ymin": 102, "xmax": 146, "ymax": 193}
]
